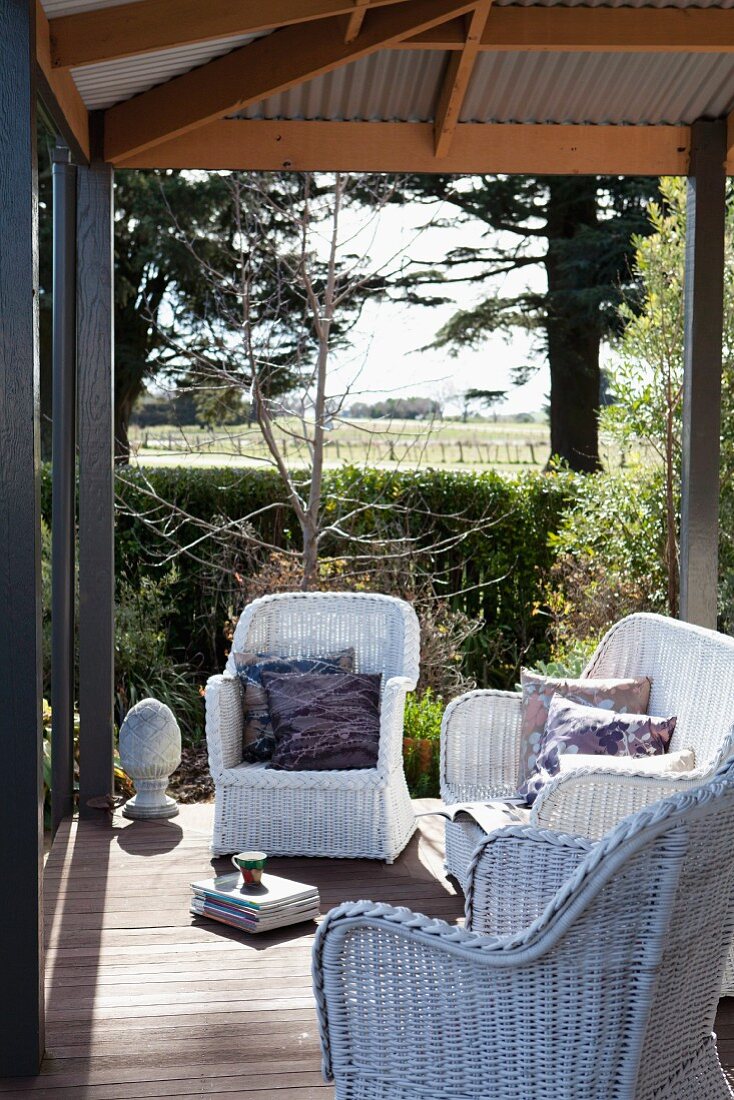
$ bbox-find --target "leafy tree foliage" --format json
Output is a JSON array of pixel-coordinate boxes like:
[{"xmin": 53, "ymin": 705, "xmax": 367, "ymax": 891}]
[
  {"xmin": 37, "ymin": 141, "xmax": 327, "ymax": 460},
  {"xmin": 463, "ymin": 388, "xmax": 507, "ymax": 421},
  {"xmin": 386, "ymin": 174, "xmax": 660, "ymax": 471},
  {"xmin": 602, "ymin": 177, "xmax": 734, "ymax": 619}
]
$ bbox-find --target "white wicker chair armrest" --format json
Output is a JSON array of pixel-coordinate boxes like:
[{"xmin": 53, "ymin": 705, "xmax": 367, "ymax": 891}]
[
  {"xmin": 464, "ymin": 825, "xmax": 593, "ymax": 936},
  {"xmin": 440, "ymin": 688, "xmax": 523, "ymax": 803},
  {"xmin": 312, "ymin": 781, "xmax": 719, "ymax": 1090},
  {"xmin": 530, "ymin": 764, "xmax": 716, "ymax": 839},
  {"xmin": 312, "ymin": 844, "xmax": 651, "ymax": 1093},
  {"xmin": 377, "ymin": 675, "xmax": 414, "ymax": 773},
  {"xmin": 205, "ymin": 673, "xmax": 244, "ymax": 778}
]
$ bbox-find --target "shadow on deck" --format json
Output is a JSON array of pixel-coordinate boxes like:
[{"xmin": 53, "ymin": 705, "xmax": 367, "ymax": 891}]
[
  {"xmin": 0, "ymin": 800, "xmax": 461, "ymax": 1098},
  {"xmin": 1, "ymin": 799, "xmax": 733, "ymax": 1097}
]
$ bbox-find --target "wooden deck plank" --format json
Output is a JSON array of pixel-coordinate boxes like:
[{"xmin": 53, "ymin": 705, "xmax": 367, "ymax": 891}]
[
  {"xmin": 2, "ymin": 801, "xmax": 732, "ymax": 1096},
  {"xmin": 0, "ymin": 803, "xmax": 460, "ymax": 1096}
]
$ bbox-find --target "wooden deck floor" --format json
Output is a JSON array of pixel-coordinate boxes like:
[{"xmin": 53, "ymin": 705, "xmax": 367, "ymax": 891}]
[{"xmin": 1, "ymin": 800, "xmax": 733, "ymax": 1098}]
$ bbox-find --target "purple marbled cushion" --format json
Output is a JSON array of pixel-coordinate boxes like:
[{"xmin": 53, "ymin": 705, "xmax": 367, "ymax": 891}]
[
  {"xmin": 519, "ymin": 670, "xmax": 652, "ymax": 784},
  {"xmin": 519, "ymin": 695, "xmax": 677, "ymax": 806},
  {"xmin": 263, "ymin": 671, "xmax": 381, "ymax": 771},
  {"xmin": 233, "ymin": 648, "xmax": 355, "ymax": 762}
]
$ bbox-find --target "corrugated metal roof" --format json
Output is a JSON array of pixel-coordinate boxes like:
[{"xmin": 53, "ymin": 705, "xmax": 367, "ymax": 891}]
[
  {"xmin": 495, "ymin": 0, "xmax": 734, "ymax": 7},
  {"xmin": 42, "ymin": 0, "xmax": 734, "ymax": 11},
  {"xmin": 39, "ymin": 0, "xmax": 734, "ymax": 121},
  {"xmin": 71, "ymin": 31, "xmax": 272, "ymax": 110},
  {"xmin": 462, "ymin": 51, "xmax": 734, "ymax": 123},
  {"xmin": 240, "ymin": 50, "xmax": 445, "ymax": 122},
  {"xmin": 42, "ymin": 0, "xmax": 144, "ymax": 14},
  {"xmin": 235, "ymin": 48, "xmax": 734, "ymax": 126}
]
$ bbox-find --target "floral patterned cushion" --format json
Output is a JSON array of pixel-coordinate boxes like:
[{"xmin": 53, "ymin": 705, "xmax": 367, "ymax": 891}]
[
  {"xmin": 263, "ymin": 671, "xmax": 382, "ymax": 771},
  {"xmin": 519, "ymin": 696, "xmax": 677, "ymax": 805},
  {"xmin": 519, "ymin": 669, "xmax": 652, "ymax": 784},
  {"xmin": 232, "ymin": 648, "xmax": 355, "ymax": 762}
]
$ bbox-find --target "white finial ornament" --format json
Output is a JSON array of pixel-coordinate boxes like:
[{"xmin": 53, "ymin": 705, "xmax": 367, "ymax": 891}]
[{"xmin": 119, "ymin": 698, "xmax": 181, "ymax": 819}]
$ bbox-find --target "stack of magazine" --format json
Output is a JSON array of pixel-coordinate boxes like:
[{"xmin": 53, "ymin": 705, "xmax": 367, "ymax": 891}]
[{"xmin": 190, "ymin": 871, "xmax": 320, "ymax": 934}]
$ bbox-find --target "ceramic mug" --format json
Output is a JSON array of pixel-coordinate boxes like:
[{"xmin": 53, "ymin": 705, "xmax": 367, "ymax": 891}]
[{"xmin": 232, "ymin": 850, "xmax": 267, "ymax": 885}]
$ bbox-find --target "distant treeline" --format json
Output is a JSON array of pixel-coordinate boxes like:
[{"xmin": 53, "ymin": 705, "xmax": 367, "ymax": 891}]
[
  {"xmin": 131, "ymin": 392, "xmax": 250, "ymax": 428},
  {"xmin": 348, "ymin": 397, "xmax": 442, "ymax": 420}
]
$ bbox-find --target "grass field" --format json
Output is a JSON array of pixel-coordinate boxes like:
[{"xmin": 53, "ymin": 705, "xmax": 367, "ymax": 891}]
[{"xmin": 128, "ymin": 418, "xmax": 645, "ymax": 471}]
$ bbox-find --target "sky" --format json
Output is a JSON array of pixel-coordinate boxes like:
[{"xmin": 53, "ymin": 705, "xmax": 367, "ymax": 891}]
[{"xmin": 326, "ymin": 193, "xmax": 551, "ymax": 417}]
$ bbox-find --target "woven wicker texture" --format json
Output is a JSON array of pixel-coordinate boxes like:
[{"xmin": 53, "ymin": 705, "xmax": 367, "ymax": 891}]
[
  {"xmin": 440, "ymin": 613, "xmax": 734, "ymax": 992},
  {"xmin": 205, "ymin": 592, "xmax": 420, "ymax": 860},
  {"xmin": 313, "ymin": 764, "xmax": 734, "ymax": 1099}
]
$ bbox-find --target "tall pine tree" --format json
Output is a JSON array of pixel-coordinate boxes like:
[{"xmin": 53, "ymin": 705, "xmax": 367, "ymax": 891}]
[{"xmin": 390, "ymin": 175, "xmax": 660, "ymax": 471}]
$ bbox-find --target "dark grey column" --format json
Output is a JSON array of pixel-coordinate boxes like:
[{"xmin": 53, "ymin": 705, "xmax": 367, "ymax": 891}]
[
  {"xmin": 680, "ymin": 119, "xmax": 727, "ymax": 629},
  {"xmin": 51, "ymin": 143, "xmax": 77, "ymax": 835},
  {"xmin": 0, "ymin": 0, "xmax": 45, "ymax": 1075},
  {"xmin": 77, "ymin": 162, "xmax": 115, "ymax": 818}
]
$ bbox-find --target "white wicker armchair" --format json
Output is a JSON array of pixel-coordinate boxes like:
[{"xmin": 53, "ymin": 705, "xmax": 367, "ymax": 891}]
[
  {"xmin": 205, "ymin": 591, "xmax": 420, "ymax": 860},
  {"xmin": 313, "ymin": 763, "xmax": 734, "ymax": 1100},
  {"xmin": 441, "ymin": 612, "xmax": 734, "ymax": 991}
]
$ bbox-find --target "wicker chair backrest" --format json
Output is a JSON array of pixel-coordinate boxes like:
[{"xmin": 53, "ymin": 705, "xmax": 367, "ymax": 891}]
[
  {"xmin": 226, "ymin": 590, "xmax": 420, "ymax": 685},
  {"xmin": 585, "ymin": 613, "xmax": 734, "ymax": 767}
]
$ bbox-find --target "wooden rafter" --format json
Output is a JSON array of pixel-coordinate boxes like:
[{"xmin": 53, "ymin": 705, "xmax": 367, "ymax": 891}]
[
  {"xmin": 345, "ymin": 0, "xmax": 371, "ymax": 42},
  {"xmin": 35, "ymin": 1, "xmax": 90, "ymax": 162},
  {"xmin": 51, "ymin": 4, "xmax": 734, "ymax": 69},
  {"xmin": 103, "ymin": 0, "xmax": 480, "ymax": 164},
  {"xmin": 434, "ymin": 2, "xmax": 491, "ymax": 158},
  {"xmin": 405, "ymin": 7, "xmax": 734, "ymax": 51},
  {"xmin": 49, "ymin": 0, "xmax": 410, "ymax": 70},
  {"xmin": 115, "ymin": 119, "xmax": 693, "ymax": 176}
]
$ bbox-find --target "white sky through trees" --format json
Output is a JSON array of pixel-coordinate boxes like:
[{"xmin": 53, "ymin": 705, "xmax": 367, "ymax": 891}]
[{"xmin": 325, "ymin": 197, "xmax": 550, "ymax": 416}]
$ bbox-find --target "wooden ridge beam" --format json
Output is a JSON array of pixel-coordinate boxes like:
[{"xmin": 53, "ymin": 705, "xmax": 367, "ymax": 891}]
[
  {"xmin": 50, "ymin": 0, "xmax": 411, "ymax": 70},
  {"xmin": 103, "ymin": 0, "xmax": 479, "ymax": 164},
  {"xmin": 50, "ymin": 3, "xmax": 734, "ymax": 73},
  {"xmin": 115, "ymin": 119, "xmax": 693, "ymax": 176},
  {"xmin": 35, "ymin": 1, "xmax": 90, "ymax": 162},
  {"xmin": 434, "ymin": 2, "xmax": 492, "ymax": 157},
  {"xmin": 405, "ymin": 6, "xmax": 734, "ymax": 51}
]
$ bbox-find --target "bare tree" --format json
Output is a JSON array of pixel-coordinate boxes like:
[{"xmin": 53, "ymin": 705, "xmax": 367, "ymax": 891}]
[{"xmin": 144, "ymin": 170, "xmax": 460, "ymax": 589}]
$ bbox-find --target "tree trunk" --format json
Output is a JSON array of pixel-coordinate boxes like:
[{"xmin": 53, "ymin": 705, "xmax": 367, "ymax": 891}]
[
  {"xmin": 114, "ymin": 383, "xmax": 142, "ymax": 465},
  {"xmin": 545, "ymin": 178, "xmax": 602, "ymax": 473},
  {"xmin": 301, "ymin": 525, "xmax": 318, "ymax": 591}
]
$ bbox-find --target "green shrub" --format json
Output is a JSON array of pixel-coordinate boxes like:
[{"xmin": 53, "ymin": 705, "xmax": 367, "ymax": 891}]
[
  {"xmin": 107, "ymin": 464, "xmax": 574, "ymax": 692},
  {"xmin": 544, "ymin": 468, "xmax": 668, "ymax": 659},
  {"xmin": 402, "ymin": 689, "xmax": 444, "ymax": 798},
  {"xmin": 403, "ymin": 687, "xmax": 444, "ymax": 742},
  {"xmin": 115, "ymin": 571, "xmax": 204, "ymax": 741},
  {"xmin": 40, "ymin": 464, "xmax": 575, "ymax": 745}
]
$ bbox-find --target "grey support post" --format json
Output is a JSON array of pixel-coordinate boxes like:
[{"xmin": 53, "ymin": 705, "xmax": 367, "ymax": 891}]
[
  {"xmin": 51, "ymin": 143, "xmax": 78, "ymax": 834},
  {"xmin": 680, "ymin": 119, "xmax": 727, "ymax": 629},
  {"xmin": 76, "ymin": 162, "xmax": 115, "ymax": 818},
  {"xmin": 0, "ymin": 0, "xmax": 46, "ymax": 1074}
]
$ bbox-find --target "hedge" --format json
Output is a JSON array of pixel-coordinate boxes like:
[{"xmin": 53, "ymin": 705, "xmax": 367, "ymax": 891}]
[{"xmin": 41, "ymin": 464, "xmax": 574, "ymax": 690}]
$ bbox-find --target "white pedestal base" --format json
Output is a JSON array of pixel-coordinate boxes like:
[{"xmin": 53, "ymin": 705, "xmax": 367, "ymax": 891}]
[{"xmin": 122, "ymin": 779, "xmax": 179, "ymax": 820}]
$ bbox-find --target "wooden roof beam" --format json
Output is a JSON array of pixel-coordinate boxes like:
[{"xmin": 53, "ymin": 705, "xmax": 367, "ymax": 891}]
[
  {"xmin": 727, "ymin": 111, "xmax": 734, "ymax": 171},
  {"xmin": 103, "ymin": 0, "xmax": 480, "ymax": 164},
  {"xmin": 434, "ymin": 2, "xmax": 492, "ymax": 157},
  {"xmin": 49, "ymin": 0, "xmax": 411, "ymax": 70},
  {"xmin": 345, "ymin": 0, "xmax": 371, "ymax": 42},
  {"xmin": 116, "ymin": 119, "xmax": 693, "ymax": 176},
  {"xmin": 51, "ymin": 2, "xmax": 734, "ymax": 70},
  {"xmin": 35, "ymin": 1, "xmax": 90, "ymax": 162},
  {"xmin": 404, "ymin": 7, "xmax": 734, "ymax": 51}
]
